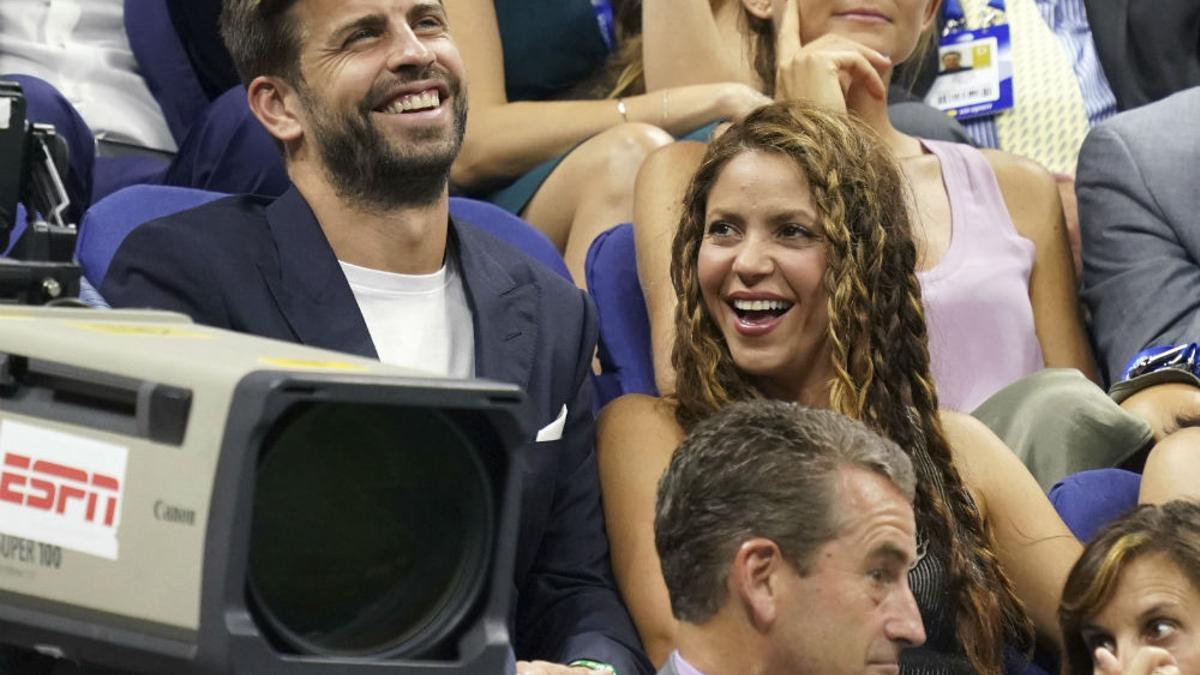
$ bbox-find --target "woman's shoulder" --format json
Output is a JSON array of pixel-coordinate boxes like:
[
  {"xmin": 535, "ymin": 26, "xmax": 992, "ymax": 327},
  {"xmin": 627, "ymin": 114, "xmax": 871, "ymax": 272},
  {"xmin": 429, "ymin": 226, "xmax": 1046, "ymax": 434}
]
[
  {"xmin": 596, "ymin": 395, "xmax": 687, "ymax": 492},
  {"xmin": 598, "ymin": 394, "xmax": 685, "ymax": 443},
  {"xmin": 978, "ymin": 148, "xmax": 1063, "ymax": 241},
  {"xmin": 978, "ymin": 148, "xmax": 1057, "ymax": 192}
]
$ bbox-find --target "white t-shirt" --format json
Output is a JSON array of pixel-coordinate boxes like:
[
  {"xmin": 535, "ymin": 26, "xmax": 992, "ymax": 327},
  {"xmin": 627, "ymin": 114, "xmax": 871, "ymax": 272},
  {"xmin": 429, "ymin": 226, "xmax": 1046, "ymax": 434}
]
[
  {"xmin": 0, "ymin": 0, "xmax": 177, "ymax": 151},
  {"xmin": 339, "ymin": 256, "xmax": 475, "ymax": 379}
]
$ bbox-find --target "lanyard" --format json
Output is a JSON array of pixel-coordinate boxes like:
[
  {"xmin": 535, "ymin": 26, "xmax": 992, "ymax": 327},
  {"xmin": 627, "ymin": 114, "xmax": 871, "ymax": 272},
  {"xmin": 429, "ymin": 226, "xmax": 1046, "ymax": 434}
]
[
  {"xmin": 943, "ymin": 0, "xmax": 1006, "ymax": 28},
  {"xmin": 591, "ymin": 0, "xmax": 617, "ymax": 53}
]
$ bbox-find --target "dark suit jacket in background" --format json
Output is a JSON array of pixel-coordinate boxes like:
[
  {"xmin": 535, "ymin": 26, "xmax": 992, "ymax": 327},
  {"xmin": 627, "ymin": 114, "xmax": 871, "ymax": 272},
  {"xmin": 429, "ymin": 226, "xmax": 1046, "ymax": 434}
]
[
  {"xmin": 100, "ymin": 187, "xmax": 652, "ymax": 675},
  {"xmin": 165, "ymin": 1, "xmax": 239, "ymax": 101},
  {"xmin": 1085, "ymin": 0, "xmax": 1200, "ymax": 111},
  {"xmin": 1077, "ymin": 87, "xmax": 1200, "ymax": 382}
]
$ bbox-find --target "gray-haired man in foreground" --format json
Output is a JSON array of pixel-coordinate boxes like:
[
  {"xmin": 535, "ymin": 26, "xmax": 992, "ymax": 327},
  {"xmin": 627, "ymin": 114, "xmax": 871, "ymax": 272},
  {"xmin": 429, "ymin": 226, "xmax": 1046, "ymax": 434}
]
[{"xmin": 655, "ymin": 401, "xmax": 926, "ymax": 675}]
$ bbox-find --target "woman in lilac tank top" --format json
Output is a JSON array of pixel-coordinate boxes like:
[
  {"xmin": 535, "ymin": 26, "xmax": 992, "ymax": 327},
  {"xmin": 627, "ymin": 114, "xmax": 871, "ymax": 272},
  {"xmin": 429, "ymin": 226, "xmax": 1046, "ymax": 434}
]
[{"xmin": 630, "ymin": 0, "xmax": 1100, "ymax": 411}]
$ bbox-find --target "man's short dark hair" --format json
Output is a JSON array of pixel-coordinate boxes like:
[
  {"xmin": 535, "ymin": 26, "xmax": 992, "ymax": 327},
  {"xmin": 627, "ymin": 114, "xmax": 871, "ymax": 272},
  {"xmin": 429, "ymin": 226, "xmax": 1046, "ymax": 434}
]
[
  {"xmin": 655, "ymin": 401, "xmax": 916, "ymax": 623},
  {"xmin": 220, "ymin": 0, "xmax": 305, "ymax": 88}
]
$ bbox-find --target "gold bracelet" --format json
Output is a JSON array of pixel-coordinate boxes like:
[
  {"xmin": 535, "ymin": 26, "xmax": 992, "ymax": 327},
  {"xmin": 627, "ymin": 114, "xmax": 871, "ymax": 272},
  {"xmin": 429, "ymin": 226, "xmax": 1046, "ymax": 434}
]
[{"xmin": 616, "ymin": 98, "xmax": 629, "ymax": 123}]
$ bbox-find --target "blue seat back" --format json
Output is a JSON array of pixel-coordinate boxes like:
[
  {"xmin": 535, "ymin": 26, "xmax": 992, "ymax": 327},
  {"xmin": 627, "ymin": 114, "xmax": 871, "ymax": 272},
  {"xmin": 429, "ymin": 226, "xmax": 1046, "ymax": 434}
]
[
  {"xmin": 78, "ymin": 185, "xmax": 225, "ymax": 286},
  {"xmin": 1049, "ymin": 468, "xmax": 1142, "ymax": 542},
  {"xmin": 78, "ymin": 187, "xmax": 570, "ymax": 288},
  {"xmin": 123, "ymin": 0, "xmax": 212, "ymax": 144},
  {"xmin": 448, "ymin": 197, "xmax": 570, "ymax": 282},
  {"xmin": 2, "ymin": 204, "xmax": 27, "ymax": 257},
  {"xmin": 584, "ymin": 223, "xmax": 658, "ymax": 408}
]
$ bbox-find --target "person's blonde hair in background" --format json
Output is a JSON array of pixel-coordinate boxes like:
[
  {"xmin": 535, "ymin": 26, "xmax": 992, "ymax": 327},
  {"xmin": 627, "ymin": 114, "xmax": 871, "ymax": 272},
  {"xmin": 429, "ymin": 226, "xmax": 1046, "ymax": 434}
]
[{"xmin": 1059, "ymin": 500, "xmax": 1200, "ymax": 675}]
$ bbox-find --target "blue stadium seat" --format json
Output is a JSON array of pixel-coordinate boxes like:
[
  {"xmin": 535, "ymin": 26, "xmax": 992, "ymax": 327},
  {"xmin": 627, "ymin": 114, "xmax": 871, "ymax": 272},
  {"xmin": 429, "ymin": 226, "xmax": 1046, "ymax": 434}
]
[
  {"xmin": 448, "ymin": 197, "xmax": 571, "ymax": 283},
  {"xmin": 2, "ymin": 204, "xmax": 27, "ymax": 257},
  {"xmin": 76, "ymin": 186, "xmax": 570, "ymax": 291},
  {"xmin": 123, "ymin": 0, "xmax": 212, "ymax": 145},
  {"xmin": 1049, "ymin": 468, "xmax": 1142, "ymax": 542},
  {"xmin": 584, "ymin": 223, "xmax": 658, "ymax": 408},
  {"xmin": 77, "ymin": 185, "xmax": 223, "ymax": 287}
]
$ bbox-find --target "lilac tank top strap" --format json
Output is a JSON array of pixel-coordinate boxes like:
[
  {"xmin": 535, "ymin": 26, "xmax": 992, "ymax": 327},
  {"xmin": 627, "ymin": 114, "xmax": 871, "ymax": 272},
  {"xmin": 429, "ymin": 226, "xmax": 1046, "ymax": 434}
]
[
  {"xmin": 917, "ymin": 139, "xmax": 1043, "ymax": 413},
  {"xmin": 918, "ymin": 139, "xmax": 1029, "ymax": 280}
]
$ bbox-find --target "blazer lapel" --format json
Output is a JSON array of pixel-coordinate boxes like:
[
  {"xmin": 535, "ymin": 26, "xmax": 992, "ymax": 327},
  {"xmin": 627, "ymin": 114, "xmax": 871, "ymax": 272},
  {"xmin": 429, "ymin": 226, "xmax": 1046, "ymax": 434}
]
[
  {"xmin": 453, "ymin": 218, "xmax": 538, "ymax": 391},
  {"xmin": 261, "ymin": 187, "xmax": 377, "ymax": 359}
]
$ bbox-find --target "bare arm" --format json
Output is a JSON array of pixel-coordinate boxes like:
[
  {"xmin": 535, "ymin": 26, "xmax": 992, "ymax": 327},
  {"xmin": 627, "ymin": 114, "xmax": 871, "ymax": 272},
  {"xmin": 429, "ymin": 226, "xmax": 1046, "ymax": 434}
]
[
  {"xmin": 641, "ymin": 0, "xmax": 760, "ymax": 90},
  {"xmin": 445, "ymin": 0, "xmax": 767, "ymax": 189},
  {"xmin": 1118, "ymin": 383, "xmax": 1200, "ymax": 504},
  {"xmin": 634, "ymin": 141, "xmax": 710, "ymax": 395},
  {"xmin": 987, "ymin": 151, "xmax": 1100, "ymax": 384},
  {"xmin": 1119, "ymin": 382, "xmax": 1200, "ymax": 442},
  {"xmin": 939, "ymin": 411, "xmax": 1082, "ymax": 649},
  {"xmin": 596, "ymin": 394, "xmax": 687, "ymax": 668}
]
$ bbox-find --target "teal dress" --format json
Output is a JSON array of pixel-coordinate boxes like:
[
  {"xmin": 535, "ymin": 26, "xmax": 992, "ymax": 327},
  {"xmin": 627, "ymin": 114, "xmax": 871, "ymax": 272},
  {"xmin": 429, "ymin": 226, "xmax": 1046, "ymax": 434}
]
[
  {"xmin": 477, "ymin": 0, "xmax": 612, "ymax": 214},
  {"xmin": 476, "ymin": 0, "xmax": 720, "ymax": 215}
]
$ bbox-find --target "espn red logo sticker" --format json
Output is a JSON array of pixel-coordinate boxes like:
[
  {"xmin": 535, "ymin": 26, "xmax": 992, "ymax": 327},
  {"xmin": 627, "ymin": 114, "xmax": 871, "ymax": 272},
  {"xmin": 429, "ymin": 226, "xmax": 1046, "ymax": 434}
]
[
  {"xmin": 0, "ymin": 420, "xmax": 128, "ymax": 560},
  {"xmin": 1, "ymin": 453, "xmax": 121, "ymax": 526}
]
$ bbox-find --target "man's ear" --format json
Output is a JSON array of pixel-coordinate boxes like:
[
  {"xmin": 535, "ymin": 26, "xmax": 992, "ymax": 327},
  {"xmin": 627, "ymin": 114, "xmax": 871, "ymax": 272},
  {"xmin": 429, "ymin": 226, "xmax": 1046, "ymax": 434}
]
[
  {"xmin": 730, "ymin": 538, "xmax": 785, "ymax": 631},
  {"xmin": 247, "ymin": 75, "xmax": 305, "ymax": 145},
  {"xmin": 739, "ymin": 0, "xmax": 773, "ymax": 21}
]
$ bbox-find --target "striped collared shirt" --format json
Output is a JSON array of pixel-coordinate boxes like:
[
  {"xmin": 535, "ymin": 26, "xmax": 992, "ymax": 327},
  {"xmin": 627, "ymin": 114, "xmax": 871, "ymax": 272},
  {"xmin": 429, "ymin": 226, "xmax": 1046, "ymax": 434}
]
[{"xmin": 962, "ymin": 0, "xmax": 1118, "ymax": 149}]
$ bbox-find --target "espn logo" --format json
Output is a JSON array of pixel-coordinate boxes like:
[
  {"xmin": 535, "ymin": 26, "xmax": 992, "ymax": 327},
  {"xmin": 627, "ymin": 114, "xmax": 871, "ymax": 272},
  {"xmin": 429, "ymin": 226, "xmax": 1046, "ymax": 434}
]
[
  {"xmin": 0, "ymin": 452, "xmax": 121, "ymax": 527},
  {"xmin": 0, "ymin": 420, "xmax": 128, "ymax": 560}
]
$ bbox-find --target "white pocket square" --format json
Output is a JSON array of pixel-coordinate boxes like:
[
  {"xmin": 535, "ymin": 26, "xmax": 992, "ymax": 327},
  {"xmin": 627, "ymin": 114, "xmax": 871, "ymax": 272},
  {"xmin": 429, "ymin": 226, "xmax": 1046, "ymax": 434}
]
[{"xmin": 536, "ymin": 405, "xmax": 567, "ymax": 442}]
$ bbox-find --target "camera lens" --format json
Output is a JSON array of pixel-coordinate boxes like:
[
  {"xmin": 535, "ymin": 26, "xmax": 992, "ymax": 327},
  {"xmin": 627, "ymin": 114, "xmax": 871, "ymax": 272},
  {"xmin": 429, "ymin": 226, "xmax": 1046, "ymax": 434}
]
[{"xmin": 247, "ymin": 402, "xmax": 493, "ymax": 658}]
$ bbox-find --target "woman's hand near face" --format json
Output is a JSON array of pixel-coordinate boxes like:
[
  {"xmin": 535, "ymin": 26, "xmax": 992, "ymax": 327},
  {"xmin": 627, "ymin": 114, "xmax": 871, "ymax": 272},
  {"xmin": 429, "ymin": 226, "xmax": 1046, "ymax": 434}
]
[
  {"xmin": 772, "ymin": 0, "xmax": 889, "ymax": 112},
  {"xmin": 1094, "ymin": 646, "xmax": 1179, "ymax": 675}
]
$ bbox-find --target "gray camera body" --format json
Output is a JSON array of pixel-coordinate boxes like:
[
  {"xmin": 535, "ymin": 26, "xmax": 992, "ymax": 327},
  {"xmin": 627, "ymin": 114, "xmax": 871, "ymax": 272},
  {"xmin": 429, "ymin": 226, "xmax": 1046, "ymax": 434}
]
[{"xmin": 0, "ymin": 306, "xmax": 524, "ymax": 674}]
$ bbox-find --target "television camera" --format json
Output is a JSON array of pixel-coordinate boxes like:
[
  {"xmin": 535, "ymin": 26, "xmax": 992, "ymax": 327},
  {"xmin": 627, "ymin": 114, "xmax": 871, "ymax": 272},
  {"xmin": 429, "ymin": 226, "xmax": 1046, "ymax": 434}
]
[{"xmin": 0, "ymin": 79, "xmax": 82, "ymax": 305}]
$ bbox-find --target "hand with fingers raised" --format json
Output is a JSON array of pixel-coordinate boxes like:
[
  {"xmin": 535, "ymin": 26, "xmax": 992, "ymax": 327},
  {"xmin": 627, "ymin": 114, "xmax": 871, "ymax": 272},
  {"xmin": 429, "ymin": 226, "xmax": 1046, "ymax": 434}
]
[
  {"xmin": 1094, "ymin": 646, "xmax": 1180, "ymax": 675},
  {"xmin": 772, "ymin": 0, "xmax": 891, "ymax": 113}
]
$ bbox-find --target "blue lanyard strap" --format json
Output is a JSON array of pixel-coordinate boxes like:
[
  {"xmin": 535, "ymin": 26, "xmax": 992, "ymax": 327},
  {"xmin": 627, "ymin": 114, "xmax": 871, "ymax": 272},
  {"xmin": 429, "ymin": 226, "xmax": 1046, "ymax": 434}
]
[
  {"xmin": 944, "ymin": 0, "xmax": 966, "ymax": 21},
  {"xmin": 943, "ymin": 0, "xmax": 1006, "ymax": 25},
  {"xmin": 591, "ymin": 0, "xmax": 617, "ymax": 53}
]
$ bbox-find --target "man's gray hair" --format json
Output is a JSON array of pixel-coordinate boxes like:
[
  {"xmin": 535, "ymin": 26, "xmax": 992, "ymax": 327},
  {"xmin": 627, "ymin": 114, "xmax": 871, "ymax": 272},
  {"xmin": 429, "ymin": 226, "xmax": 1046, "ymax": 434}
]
[{"xmin": 654, "ymin": 400, "xmax": 916, "ymax": 623}]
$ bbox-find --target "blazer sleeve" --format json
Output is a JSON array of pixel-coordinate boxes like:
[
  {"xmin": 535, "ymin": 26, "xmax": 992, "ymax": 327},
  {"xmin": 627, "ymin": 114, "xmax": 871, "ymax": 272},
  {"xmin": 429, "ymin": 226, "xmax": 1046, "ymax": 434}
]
[
  {"xmin": 99, "ymin": 218, "xmax": 230, "ymax": 328},
  {"xmin": 1077, "ymin": 123, "xmax": 1200, "ymax": 382},
  {"xmin": 514, "ymin": 290, "xmax": 652, "ymax": 675}
]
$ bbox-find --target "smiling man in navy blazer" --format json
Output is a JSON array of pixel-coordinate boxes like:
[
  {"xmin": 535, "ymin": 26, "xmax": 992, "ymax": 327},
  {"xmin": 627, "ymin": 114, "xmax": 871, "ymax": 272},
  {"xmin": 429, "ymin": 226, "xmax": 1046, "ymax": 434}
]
[{"xmin": 100, "ymin": 1, "xmax": 650, "ymax": 674}]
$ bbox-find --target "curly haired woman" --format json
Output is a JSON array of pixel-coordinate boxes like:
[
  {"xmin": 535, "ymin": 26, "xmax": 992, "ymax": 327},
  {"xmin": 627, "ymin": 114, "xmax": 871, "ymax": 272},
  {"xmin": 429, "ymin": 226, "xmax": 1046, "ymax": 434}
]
[
  {"xmin": 631, "ymin": 0, "xmax": 1098, "ymax": 416},
  {"xmin": 598, "ymin": 100, "xmax": 1084, "ymax": 674}
]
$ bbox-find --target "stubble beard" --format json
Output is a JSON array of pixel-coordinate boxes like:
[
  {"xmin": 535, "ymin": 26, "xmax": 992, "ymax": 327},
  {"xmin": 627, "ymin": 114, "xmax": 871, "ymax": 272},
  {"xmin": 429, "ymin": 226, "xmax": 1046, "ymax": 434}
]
[{"xmin": 299, "ymin": 70, "xmax": 468, "ymax": 213}]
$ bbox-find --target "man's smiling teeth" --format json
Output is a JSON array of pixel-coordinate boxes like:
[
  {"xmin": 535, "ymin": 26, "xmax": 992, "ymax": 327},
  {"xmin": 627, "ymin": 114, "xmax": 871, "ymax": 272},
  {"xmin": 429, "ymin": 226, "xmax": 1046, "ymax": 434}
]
[
  {"xmin": 732, "ymin": 299, "xmax": 793, "ymax": 312},
  {"xmin": 383, "ymin": 90, "xmax": 440, "ymax": 114}
]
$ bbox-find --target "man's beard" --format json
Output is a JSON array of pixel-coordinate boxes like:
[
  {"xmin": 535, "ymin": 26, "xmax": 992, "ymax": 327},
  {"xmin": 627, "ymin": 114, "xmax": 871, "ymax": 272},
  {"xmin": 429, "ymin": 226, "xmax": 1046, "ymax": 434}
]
[{"xmin": 299, "ymin": 71, "xmax": 468, "ymax": 212}]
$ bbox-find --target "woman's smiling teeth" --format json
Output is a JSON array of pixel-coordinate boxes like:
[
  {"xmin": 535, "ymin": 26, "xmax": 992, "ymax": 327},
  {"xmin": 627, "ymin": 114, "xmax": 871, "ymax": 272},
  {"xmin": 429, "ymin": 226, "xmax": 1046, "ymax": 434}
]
[
  {"xmin": 731, "ymin": 299, "xmax": 793, "ymax": 314},
  {"xmin": 382, "ymin": 90, "xmax": 441, "ymax": 114}
]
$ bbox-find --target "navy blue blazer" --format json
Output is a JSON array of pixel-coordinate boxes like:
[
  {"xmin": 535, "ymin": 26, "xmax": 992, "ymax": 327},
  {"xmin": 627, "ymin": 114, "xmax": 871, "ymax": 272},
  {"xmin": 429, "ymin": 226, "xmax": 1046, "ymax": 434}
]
[{"xmin": 100, "ymin": 186, "xmax": 652, "ymax": 675}]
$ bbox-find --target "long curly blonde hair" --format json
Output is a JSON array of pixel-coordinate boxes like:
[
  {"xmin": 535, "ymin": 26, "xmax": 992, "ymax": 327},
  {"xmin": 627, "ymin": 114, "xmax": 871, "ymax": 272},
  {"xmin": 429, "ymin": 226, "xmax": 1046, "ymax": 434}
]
[{"xmin": 670, "ymin": 100, "xmax": 1032, "ymax": 674}]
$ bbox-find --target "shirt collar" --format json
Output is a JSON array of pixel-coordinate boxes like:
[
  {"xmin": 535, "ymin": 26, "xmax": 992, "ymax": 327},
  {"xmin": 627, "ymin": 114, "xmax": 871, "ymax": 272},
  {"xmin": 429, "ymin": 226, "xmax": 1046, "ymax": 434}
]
[{"xmin": 673, "ymin": 651, "xmax": 707, "ymax": 675}]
